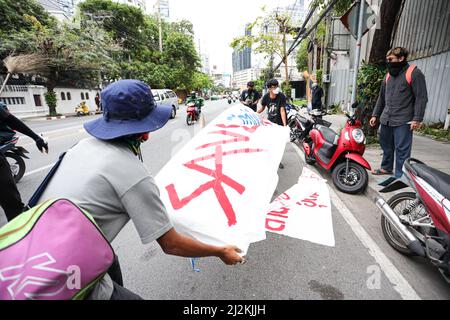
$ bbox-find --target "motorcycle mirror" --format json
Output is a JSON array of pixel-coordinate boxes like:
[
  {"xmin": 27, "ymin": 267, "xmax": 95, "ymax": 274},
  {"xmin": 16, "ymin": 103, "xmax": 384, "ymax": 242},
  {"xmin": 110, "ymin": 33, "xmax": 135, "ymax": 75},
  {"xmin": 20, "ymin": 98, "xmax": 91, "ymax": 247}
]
[{"xmin": 351, "ymin": 101, "xmax": 359, "ymax": 109}]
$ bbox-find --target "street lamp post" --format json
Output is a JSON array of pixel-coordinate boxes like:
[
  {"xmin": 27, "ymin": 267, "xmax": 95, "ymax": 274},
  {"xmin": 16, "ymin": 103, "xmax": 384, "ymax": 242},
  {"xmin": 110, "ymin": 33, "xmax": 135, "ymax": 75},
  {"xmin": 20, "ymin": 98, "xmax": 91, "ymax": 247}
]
[{"xmin": 350, "ymin": 0, "xmax": 366, "ymax": 106}]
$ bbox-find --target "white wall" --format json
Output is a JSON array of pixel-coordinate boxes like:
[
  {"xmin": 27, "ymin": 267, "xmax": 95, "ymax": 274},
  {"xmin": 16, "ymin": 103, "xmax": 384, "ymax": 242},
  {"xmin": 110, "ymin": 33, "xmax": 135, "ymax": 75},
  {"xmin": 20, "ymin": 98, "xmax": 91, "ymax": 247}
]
[
  {"xmin": 0, "ymin": 85, "xmax": 100, "ymax": 118},
  {"xmin": 54, "ymin": 88, "xmax": 100, "ymax": 115}
]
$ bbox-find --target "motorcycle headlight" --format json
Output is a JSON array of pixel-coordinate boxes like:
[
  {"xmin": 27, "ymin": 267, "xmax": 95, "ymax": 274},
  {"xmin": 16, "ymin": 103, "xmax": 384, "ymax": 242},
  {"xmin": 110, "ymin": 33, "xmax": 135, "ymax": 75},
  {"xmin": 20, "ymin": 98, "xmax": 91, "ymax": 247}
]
[{"xmin": 351, "ymin": 129, "xmax": 365, "ymax": 144}]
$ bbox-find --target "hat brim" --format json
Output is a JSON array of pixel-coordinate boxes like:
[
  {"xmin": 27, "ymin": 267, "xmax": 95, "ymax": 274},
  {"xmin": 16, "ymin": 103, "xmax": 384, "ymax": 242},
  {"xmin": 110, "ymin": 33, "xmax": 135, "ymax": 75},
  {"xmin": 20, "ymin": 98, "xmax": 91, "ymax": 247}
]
[{"xmin": 84, "ymin": 103, "xmax": 172, "ymax": 140}]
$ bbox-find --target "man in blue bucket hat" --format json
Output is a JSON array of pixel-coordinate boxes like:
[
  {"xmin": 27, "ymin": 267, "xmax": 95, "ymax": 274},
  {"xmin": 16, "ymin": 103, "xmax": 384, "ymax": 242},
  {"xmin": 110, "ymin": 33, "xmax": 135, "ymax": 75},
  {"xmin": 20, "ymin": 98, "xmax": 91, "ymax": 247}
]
[{"xmin": 39, "ymin": 80, "xmax": 244, "ymax": 300}]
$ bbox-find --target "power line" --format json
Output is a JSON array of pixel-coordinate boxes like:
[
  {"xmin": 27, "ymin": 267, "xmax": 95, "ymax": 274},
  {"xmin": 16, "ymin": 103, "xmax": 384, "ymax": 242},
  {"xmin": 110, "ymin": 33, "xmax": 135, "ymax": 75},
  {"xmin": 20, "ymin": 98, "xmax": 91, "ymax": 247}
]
[{"xmin": 272, "ymin": 0, "xmax": 339, "ymax": 73}]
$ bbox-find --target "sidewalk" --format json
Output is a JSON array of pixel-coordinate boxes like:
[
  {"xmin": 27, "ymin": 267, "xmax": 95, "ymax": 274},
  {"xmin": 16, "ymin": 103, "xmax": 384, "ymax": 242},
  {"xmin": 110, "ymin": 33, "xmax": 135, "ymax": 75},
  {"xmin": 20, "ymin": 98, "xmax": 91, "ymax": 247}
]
[
  {"xmin": 319, "ymin": 112, "xmax": 450, "ymax": 201},
  {"xmin": 19, "ymin": 111, "xmax": 103, "ymax": 122}
]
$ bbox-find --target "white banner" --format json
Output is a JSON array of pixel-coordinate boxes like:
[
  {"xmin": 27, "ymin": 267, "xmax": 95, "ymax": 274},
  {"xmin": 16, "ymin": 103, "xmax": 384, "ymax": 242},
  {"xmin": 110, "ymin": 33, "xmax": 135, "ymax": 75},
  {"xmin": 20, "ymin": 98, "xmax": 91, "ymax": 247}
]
[
  {"xmin": 155, "ymin": 105, "xmax": 290, "ymax": 254},
  {"xmin": 265, "ymin": 167, "xmax": 335, "ymax": 247}
]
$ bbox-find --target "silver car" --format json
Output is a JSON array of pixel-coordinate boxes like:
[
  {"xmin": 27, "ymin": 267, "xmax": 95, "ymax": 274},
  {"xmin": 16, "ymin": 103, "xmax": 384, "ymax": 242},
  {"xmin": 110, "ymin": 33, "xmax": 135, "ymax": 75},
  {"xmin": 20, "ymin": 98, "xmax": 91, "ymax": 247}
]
[{"xmin": 152, "ymin": 89, "xmax": 179, "ymax": 119}]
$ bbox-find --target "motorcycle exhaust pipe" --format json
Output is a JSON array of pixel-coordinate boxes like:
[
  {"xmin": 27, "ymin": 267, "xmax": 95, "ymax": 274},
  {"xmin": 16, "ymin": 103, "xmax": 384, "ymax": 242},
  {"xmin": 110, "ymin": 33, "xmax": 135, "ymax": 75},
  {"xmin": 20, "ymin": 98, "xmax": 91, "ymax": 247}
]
[{"xmin": 376, "ymin": 197, "xmax": 426, "ymax": 257}]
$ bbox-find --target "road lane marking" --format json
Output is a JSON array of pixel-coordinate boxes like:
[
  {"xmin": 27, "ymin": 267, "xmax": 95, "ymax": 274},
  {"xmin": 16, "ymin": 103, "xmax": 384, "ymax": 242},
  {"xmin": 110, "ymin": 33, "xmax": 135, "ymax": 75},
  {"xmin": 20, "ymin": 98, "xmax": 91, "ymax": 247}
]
[
  {"xmin": 24, "ymin": 163, "xmax": 55, "ymax": 177},
  {"xmin": 290, "ymin": 142, "xmax": 421, "ymax": 300}
]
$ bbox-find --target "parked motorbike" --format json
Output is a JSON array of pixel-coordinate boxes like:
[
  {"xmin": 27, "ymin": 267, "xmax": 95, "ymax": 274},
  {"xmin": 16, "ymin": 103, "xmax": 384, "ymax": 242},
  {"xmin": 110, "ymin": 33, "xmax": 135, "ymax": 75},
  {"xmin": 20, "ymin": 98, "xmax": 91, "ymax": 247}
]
[
  {"xmin": 376, "ymin": 158, "xmax": 450, "ymax": 282},
  {"xmin": 186, "ymin": 102, "xmax": 198, "ymax": 125},
  {"xmin": 290, "ymin": 107, "xmax": 330, "ymax": 143},
  {"xmin": 302, "ymin": 107, "xmax": 370, "ymax": 194},
  {"xmin": 0, "ymin": 136, "xmax": 29, "ymax": 183}
]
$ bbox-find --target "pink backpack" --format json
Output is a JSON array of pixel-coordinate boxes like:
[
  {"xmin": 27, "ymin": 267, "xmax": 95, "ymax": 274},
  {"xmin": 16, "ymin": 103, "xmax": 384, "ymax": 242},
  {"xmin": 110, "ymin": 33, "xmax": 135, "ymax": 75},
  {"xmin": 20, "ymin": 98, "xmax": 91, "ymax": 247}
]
[{"xmin": 0, "ymin": 199, "xmax": 114, "ymax": 300}]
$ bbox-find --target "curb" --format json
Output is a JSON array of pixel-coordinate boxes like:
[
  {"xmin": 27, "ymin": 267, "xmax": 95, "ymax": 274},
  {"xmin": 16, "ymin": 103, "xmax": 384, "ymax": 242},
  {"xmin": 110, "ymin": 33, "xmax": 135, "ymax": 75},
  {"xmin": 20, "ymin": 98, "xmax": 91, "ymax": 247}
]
[{"xmin": 46, "ymin": 115, "xmax": 67, "ymax": 120}]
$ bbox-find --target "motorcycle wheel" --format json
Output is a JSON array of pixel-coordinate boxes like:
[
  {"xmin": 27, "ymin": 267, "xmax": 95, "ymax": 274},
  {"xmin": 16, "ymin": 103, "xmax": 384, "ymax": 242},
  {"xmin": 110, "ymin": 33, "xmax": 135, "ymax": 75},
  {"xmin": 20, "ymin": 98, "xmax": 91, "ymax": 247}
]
[
  {"xmin": 332, "ymin": 161, "xmax": 368, "ymax": 194},
  {"xmin": 170, "ymin": 106, "xmax": 176, "ymax": 119},
  {"xmin": 381, "ymin": 192, "xmax": 420, "ymax": 256},
  {"xmin": 5, "ymin": 151, "xmax": 25, "ymax": 183},
  {"xmin": 186, "ymin": 113, "xmax": 194, "ymax": 126}
]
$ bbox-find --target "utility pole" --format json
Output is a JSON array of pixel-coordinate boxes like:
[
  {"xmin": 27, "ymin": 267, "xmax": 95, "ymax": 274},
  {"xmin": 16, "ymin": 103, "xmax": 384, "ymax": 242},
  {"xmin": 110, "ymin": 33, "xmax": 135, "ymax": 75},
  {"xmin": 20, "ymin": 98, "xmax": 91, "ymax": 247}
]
[
  {"xmin": 156, "ymin": 0, "xmax": 163, "ymax": 52},
  {"xmin": 350, "ymin": 0, "xmax": 366, "ymax": 105}
]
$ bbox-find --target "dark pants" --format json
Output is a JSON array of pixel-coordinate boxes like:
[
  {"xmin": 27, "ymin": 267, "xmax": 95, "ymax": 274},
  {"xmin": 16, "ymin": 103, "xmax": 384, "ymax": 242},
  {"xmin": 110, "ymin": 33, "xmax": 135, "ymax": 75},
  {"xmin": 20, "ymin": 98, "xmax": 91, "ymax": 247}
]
[
  {"xmin": 379, "ymin": 124, "xmax": 413, "ymax": 178},
  {"xmin": 107, "ymin": 255, "xmax": 143, "ymax": 300},
  {"xmin": 0, "ymin": 154, "xmax": 24, "ymax": 221}
]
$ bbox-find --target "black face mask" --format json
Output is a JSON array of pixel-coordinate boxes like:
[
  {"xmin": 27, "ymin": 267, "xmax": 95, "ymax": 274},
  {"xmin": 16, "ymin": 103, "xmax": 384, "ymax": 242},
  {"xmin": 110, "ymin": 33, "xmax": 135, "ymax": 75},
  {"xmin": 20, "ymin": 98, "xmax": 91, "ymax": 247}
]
[
  {"xmin": 386, "ymin": 60, "xmax": 408, "ymax": 76},
  {"xmin": 248, "ymin": 88, "xmax": 253, "ymax": 92}
]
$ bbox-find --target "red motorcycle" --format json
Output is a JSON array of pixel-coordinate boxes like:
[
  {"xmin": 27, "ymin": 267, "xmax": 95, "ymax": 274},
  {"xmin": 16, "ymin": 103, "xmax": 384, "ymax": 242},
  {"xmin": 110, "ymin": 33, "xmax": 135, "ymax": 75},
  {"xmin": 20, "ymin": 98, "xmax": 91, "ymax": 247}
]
[
  {"xmin": 186, "ymin": 102, "xmax": 198, "ymax": 126},
  {"xmin": 302, "ymin": 110, "xmax": 371, "ymax": 194},
  {"xmin": 376, "ymin": 158, "xmax": 450, "ymax": 282}
]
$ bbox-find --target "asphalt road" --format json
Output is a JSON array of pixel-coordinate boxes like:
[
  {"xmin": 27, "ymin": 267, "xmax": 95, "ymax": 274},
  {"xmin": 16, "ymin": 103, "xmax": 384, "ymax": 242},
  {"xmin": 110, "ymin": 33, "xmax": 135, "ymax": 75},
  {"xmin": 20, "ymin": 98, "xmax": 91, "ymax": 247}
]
[{"xmin": 2, "ymin": 99, "xmax": 449, "ymax": 300}]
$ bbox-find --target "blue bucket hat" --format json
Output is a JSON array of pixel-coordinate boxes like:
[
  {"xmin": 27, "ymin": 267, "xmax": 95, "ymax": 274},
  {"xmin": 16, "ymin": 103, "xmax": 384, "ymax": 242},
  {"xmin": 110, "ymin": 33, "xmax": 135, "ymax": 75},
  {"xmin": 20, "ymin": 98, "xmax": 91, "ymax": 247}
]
[{"xmin": 84, "ymin": 79, "xmax": 172, "ymax": 140}]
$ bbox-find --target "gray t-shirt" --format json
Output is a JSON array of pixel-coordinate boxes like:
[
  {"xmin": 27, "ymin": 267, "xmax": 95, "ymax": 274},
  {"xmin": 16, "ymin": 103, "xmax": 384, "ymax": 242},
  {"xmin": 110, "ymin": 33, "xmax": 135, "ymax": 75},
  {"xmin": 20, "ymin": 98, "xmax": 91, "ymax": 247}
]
[{"xmin": 40, "ymin": 137, "xmax": 173, "ymax": 299}]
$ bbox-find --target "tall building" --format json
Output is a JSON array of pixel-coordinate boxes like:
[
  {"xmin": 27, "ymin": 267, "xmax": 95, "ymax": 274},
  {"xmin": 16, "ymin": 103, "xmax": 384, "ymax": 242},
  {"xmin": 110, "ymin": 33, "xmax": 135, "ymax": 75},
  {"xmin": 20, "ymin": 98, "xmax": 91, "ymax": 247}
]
[
  {"xmin": 201, "ymin": 54, "xmax": 210, "ymax": 75},
  {"xmin": 37, "ymin": 0, "xmax": 72, "ymax": 21},
  {"xmin": 232, "ymin": 24, "xmax": 252, "ymax": 73}
]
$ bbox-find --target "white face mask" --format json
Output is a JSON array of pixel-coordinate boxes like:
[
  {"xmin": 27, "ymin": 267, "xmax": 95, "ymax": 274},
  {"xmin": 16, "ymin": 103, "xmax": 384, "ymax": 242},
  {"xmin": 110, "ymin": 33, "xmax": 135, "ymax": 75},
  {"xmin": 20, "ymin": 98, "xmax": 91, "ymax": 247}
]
[{"xmin": 272, "ymin": 87, "xmax": 280, "ymax": 94}]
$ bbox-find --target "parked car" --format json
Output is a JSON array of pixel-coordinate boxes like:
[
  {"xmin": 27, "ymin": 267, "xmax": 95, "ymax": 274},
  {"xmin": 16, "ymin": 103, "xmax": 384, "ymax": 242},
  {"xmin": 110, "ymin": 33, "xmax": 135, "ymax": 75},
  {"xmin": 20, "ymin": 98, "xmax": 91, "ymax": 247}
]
[{"xmin": 152, "ymin": 89, "xmax": 179, "ymax": 119}]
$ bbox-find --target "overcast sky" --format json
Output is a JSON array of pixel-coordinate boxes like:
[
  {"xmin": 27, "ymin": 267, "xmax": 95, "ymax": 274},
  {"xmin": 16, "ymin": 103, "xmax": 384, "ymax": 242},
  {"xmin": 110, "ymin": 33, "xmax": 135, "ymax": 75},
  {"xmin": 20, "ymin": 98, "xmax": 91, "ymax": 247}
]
[{"xmin": 146, "ymin": 0, "xmax": 306, "ymax": 74}]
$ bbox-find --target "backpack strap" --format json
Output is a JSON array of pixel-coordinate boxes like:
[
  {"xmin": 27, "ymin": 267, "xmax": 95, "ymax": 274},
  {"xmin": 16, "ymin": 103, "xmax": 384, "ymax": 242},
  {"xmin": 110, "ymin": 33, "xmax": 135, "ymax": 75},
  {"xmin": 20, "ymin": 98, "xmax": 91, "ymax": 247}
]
[
  {"xmin": 405, "ymin": 64, "xmax": 416, "ymax": 85},
  {"xmin": 385, "ymin": 64, "xmax": 416, "ymax": 85},
  {"xmin": 26, "ymin": 151, "xmax": 67, "ymax": 209}
]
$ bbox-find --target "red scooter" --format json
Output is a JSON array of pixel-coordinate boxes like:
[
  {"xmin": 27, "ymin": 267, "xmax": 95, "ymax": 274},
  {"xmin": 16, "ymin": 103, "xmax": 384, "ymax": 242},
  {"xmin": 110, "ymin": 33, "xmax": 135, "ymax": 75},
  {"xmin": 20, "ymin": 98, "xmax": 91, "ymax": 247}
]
[
  {"xmin": 376, "ymin": 158, "xmax": 450, "ymax": 282},
  {"xmin": 302, "ymin": 109, "xmax": 371, "ymax": 194},
  {"xmin": 186, "ymin": 102, "xmax": 198, "ymax": 126}
]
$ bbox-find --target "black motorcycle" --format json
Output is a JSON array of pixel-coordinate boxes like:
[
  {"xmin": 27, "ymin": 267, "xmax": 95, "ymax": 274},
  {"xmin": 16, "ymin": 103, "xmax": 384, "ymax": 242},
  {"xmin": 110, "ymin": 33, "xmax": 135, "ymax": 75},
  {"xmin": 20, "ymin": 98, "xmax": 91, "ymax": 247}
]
[{"xmin": 0, "ymin": 136, "xmax": 29, "ymax": 183}]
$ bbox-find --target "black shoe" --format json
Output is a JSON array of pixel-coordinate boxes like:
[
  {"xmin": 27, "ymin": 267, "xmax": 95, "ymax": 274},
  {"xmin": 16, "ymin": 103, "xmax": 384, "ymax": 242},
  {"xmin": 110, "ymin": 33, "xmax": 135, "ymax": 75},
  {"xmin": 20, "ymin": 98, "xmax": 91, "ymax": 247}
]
[{"xmin": 279, "ymin": 163, "xmax": 284, "ymax": 169}]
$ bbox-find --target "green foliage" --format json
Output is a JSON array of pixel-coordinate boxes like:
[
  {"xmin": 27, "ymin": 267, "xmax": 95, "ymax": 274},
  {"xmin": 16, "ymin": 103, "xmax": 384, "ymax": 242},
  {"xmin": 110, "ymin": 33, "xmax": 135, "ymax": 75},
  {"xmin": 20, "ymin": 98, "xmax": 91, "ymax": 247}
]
[
  {"xmin": 253, "ymin": 79, "xmax": 265, "ymax": 94},
  {"xmin": 310, "ymin": 0, "xmax": 353, "ymax": 16},
  {"xmin": 191, "ymin": 72, "xmax": 213, "ymax": 91},
  {"xmin": 0, "ymin": 0, "xmax": 55, "ymax": 34},
  {"xmin": 281, "ymin": 82, "xmax": 292, "ymax": 99},
  {"xmin": 79, "ymin": 0, "xmax": 200, "ymax": 91},
  {"xmin": 1, "ymin": 0, "xmax": 203, "ymax": 113},
  {"xmin": 417, "ymin": 124, "xmax": 450, "ymax": 141},
  {"xmin": 44, "ymin": 90, "xmax": 57, "ymax": 115},
  {"xmin": 316, "ymin": 69, "xmax": 323, "ymax": 87},
  {"xmin": 354, "ymin": 61, "xmax": 386, "ymax": 136},
  {"xmin": 295, "ymin": 40, "xmax": 309, "ymax": 72},
  {"xmin": 230, "ymin": 9, "xmax": 296, "ymax": 83}
]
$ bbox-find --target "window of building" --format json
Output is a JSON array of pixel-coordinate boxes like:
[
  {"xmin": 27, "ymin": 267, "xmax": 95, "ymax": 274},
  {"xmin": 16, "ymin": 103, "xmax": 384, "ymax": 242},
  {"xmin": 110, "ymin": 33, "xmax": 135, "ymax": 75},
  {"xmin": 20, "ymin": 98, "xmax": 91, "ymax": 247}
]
[
  {"xmin": 7, "ymin": 98, "xmax": 11, "ymax": 105},
  {"xmin": 34, "ymin": 95, "xmax": 42, "ymax": 107},
  {"xmin": 81, "ymin": 92, "xmax": 85, "ymax": 100},
  {"xmin": 67, "ymin": 92, "xmax": 71, "ymax": 100},
  {"xmin": 85, "ymin": 92, "xmax": 89, "ymax": 100},
  {"xmin": 61, "ymin": 92, "xmax": 66, "ymax": 100}
]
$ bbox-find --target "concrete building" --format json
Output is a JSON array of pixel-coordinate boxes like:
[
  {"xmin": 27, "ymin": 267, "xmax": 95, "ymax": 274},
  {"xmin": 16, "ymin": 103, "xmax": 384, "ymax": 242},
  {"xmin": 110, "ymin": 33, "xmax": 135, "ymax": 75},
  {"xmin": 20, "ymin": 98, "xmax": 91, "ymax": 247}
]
[
  {"xmin": 201, "ymin": 54, "xmax": 211, "ymax": 75},
  {"xmin": 232, "ymin": 68, "xmax": 262, "ymax": 90}
]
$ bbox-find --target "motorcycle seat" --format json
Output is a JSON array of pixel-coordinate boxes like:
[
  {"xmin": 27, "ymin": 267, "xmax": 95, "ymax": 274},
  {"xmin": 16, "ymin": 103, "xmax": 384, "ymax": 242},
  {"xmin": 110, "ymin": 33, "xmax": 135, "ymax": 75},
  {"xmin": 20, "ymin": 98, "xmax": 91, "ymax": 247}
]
[
  {"xmin": 317, "ymin": 125, "xmax": 338, "ymax": 145},
  {"xmin": 412, "ymin": 163, "xmax": 450, "ymax": 200}
]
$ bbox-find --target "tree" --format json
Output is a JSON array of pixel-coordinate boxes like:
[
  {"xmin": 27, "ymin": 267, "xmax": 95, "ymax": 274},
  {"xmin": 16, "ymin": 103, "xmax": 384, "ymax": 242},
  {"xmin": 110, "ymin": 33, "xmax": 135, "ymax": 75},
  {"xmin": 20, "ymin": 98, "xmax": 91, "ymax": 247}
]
[
  {"xmin": 79, "ymin": 1, "xmax": 201, "ymax": 91},
  {"xmin": 368, "ymin": 0, "xmax": 403, "ymax": 65},
  {"xmin": 0, "ymin": 16, "xmax": 119, "ymax": 115},
  {"xmin": 0, "ymin": 0, "xmax": 55, "ymax": 34},
  {"xmin": 191, "ymin": 72, "xmax": 213, "ymax": 92},
  {"xmin": 231, "ymin": 9, "xmax": 297, "ymax": 85},
  {"xmin": 295, "ymin": 40, "xmax": 309, "ymax": 72}
]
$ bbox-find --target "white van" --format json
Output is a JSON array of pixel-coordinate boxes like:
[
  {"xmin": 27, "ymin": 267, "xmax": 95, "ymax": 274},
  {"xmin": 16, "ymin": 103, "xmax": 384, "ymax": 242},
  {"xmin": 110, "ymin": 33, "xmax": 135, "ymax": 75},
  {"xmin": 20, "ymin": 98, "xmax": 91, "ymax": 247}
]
[{"xmin": 152, "ymin": 89, "xmax": 179, "ymax": 119}]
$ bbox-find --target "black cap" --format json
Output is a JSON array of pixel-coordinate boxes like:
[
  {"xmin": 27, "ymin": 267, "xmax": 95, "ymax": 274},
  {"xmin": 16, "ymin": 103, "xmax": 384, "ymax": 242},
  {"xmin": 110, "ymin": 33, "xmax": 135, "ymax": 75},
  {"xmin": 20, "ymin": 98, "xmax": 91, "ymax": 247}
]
[{"xmin": 247, "ymin": 81, "xmax": 255, "ymax": 87}]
